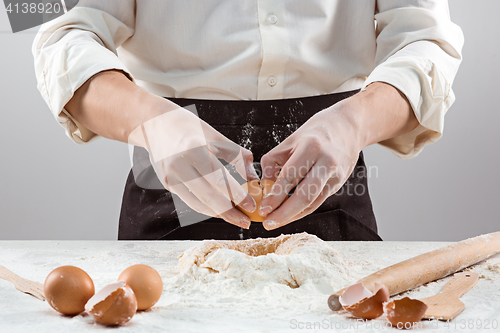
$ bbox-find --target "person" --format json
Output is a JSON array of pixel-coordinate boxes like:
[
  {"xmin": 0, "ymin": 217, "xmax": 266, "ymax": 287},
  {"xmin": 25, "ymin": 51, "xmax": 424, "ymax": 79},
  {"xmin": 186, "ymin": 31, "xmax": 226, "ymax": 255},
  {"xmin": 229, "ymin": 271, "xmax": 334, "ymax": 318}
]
[{"xmin": 32, "ymin": 1, "xmax": 463, "ymax": 241}]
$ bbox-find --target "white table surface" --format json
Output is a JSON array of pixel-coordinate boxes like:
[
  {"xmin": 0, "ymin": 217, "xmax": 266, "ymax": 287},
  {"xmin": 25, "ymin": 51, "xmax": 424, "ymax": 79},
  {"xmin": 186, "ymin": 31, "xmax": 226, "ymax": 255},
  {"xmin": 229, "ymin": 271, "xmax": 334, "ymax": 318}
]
[{"xmin": 1, "ymin": 240, "xmax": 499, "ymax": 333}]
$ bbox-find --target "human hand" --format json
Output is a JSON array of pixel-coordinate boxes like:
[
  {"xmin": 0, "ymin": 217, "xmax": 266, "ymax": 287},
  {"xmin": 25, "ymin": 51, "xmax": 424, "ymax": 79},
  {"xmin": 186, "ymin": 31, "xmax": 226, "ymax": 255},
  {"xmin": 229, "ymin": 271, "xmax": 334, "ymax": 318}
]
[
  {"xmin": 258, "ymin": 99, "xmax": 364, "ymax": 230},
  {"xmin": 258, "ymin": 83, "xmax": 416, "ymax": 230},
  {"xmin": 129, "ymin": 106, "xmax": 259, "ymax": 229}
]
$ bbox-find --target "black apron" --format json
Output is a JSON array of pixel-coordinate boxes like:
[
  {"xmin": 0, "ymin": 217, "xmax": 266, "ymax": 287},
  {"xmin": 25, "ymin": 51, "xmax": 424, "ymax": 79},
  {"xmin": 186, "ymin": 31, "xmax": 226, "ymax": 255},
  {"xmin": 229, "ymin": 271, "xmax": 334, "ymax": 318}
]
[{"xmin": 118, "ymin": 90, "xmax": 381, "ymax": 241}]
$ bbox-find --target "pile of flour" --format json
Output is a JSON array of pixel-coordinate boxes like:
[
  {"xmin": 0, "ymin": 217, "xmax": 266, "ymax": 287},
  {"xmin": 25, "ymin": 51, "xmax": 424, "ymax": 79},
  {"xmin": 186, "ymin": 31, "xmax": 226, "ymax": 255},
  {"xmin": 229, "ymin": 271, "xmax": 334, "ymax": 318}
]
[{"xmin": 162, "ymin": 233, "xmax": 355, "ymax": 315}]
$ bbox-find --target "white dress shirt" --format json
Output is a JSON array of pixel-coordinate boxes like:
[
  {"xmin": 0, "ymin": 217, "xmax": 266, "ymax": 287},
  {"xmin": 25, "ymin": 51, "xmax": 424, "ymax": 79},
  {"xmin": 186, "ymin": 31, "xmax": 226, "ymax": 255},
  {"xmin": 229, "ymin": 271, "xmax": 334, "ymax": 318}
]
[{"xmin": 32, "ymin": 0, "xmax": 463, "ymax": 158}]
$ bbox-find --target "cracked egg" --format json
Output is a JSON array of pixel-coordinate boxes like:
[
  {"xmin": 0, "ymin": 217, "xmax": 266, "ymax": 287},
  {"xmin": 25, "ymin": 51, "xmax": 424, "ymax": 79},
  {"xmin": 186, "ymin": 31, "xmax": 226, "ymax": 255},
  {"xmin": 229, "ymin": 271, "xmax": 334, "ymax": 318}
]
[
  {"xmin": 85, "ymin": 281, "xmax": 137, "ymax": 326},
  {"xmin": 339, "ymin": 282, "xmax": 389, "ymax": 320}
]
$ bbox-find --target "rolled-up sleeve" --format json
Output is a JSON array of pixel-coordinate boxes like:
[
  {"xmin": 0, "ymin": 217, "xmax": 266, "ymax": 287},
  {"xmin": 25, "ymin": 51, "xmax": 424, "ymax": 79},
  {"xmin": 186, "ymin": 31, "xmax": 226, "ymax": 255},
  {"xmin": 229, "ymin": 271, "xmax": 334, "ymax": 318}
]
[
  {"xmin": 363, "ymin": 0, "xmax": 464, "ymax": 158},
  {"xmin": 32, "ymin": 0, "xmax": 135, "ymax": 144}
]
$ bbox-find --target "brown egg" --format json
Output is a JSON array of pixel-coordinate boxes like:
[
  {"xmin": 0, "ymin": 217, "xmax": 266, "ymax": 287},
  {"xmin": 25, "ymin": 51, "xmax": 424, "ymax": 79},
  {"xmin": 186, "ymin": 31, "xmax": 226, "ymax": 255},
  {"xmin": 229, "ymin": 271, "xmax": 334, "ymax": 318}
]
[
  {"xmin": 85, "ymin": 281, "xmax": 137, "ymax": 326},
  {"xmin": 239, "ymin": 179, "xmax": 276, "ymax": 222},
  {"xmin": 339, "ymin": 282, "xmax": 389, "ymax": 320},
  {"xmin": 44, "ymin": 266, "xmax": 95, "ymax": 315},
  {"xmin": 385, "ymin": 297, "xmax": 428, "ymax": 329},
  {"xmin": 118, "ymin": 264, "xmax": 163, "ymax": 311}
]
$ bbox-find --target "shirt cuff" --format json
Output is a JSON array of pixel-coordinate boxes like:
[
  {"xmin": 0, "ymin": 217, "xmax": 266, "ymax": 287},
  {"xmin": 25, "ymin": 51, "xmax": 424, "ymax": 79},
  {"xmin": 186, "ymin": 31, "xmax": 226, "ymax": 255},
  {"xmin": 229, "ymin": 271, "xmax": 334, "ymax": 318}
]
[
  {"xmin": 363, "ymin": 49, "xmax": 455, "ymax": 159},
  {"xmin": 36, "ymin": 40, "xmax": 133, "ymax": 144}
]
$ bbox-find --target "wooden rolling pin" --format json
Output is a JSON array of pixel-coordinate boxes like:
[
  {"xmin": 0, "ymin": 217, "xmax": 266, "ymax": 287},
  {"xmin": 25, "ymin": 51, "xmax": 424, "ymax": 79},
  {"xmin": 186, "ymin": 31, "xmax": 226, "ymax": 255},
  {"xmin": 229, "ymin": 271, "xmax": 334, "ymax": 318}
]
[{"xmin": 328, "ymin": 231, "xmax": 500, "ymax": 311}]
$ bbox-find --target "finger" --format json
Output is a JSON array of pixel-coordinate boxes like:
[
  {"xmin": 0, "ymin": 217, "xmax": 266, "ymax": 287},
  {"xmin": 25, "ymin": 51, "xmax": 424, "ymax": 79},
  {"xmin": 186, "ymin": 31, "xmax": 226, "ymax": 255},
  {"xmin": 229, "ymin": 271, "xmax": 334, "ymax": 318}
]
[
  {"xmin": 168, "ymin": 183, "xmax": 218, "ymax": 217},
  {"xmin": 259, "ymin": 143, "xmax": 316, "ymax": 217},
  {"xmin": 194, "ymin": 151, "xmax": 257, "ymax": 214},
  {"xmin": 157, "ymin": 160, "xmax": 219, "ymax": 218},
  {"xmin": 160, "ymin": 145, "xmax": 257, "ymax": 216},
  {"xmin": 288, "ymin": 178, "xmax": 343, "ymax": 223},
  {"xmin": 233, "ymin": 148, "xmax": 260, "ymax": 182},
  {"xmin": 183, "ymin": 173, "xmax": 252, "ymax": 229},
  {"xmin": 210, "ymin": 142, "xmax": 259, "ymax": 181},
  {"xmin": 159, "ymin": 148, "xmax": 208, "ymax": 187},
  {"xmin": 260, "ymin": 146, "xmax": 292, "ymax": 181},
  {"xmin": 262, "ymin": 163, "xmax": 331, "ymax": 230}
]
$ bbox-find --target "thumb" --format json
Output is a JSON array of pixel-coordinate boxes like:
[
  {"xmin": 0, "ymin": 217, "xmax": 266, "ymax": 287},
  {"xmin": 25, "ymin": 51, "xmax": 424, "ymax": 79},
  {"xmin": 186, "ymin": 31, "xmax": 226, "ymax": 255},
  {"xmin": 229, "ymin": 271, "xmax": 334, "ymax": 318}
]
[{"xmin": 260, "ymin": 148, "xmax": 287, "ymax": 181}]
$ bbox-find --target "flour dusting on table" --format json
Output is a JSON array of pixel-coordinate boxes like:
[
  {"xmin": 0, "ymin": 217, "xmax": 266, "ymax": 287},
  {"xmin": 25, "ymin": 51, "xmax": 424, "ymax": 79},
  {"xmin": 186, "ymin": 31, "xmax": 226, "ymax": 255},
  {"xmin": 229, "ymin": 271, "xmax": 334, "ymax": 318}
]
[{"xmin": 2, "ymin": 240, "xmax": 500, "ymax": 332}]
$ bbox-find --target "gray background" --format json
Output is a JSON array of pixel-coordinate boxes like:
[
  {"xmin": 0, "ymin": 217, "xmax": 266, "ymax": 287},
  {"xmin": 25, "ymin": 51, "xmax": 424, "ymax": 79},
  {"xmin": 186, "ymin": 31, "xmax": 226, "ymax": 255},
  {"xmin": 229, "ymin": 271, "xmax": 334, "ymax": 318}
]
[{"xmin": 0, "ymin": 1, "xmax": 498, "ymax": 241}]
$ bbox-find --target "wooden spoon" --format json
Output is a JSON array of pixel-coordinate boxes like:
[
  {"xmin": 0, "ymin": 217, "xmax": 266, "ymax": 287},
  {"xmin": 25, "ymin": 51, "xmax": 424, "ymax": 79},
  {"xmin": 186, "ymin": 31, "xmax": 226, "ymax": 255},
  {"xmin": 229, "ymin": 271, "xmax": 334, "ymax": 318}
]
[
  {"xmin": 0, "ymin": 265, "xmax": 45, "ymax": 301},
  {"xmin": 421, "ymin": 271, "xmax": 479, "ymax": 320}
]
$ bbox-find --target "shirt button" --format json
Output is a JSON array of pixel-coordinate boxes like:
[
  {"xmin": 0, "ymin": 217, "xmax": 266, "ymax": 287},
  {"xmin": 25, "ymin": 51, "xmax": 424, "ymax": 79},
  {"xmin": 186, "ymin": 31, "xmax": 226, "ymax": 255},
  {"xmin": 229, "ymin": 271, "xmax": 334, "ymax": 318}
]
[
  {"xmin": 267, "ymin": 14, "xmax": 278, "ymax": 25},
  {"xmin": 267, "ymin": 76, "xmax": 277, "ymax": 87}
]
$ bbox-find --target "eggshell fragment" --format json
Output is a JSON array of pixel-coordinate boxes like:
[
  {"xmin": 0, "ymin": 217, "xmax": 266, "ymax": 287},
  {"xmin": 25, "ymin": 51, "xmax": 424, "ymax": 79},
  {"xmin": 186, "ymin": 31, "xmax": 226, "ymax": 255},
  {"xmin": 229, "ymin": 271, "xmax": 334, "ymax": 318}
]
[
  {"xmin": 118, "ymin": 264, "xmax": 163, "ymax": 310},
  {"xmin": 239, "ymin": 180, "xmax": 278, "ymax": 222},
  {"xmin": 85, "ymin": 281, "xmax": 137, "ymax": 326},
  {"xmin": 44, "ymin": 266, "xmax": 95, "ymax": 315},
  {"xmin": 385, "ymin": 297, "xmax": 428, "ymax": 329},
  {"xmin": 339, "ymin": 283, "xmax": 389, "ymax": 320},
  {"xmin": 239, "ymin": 180, "xmax": 266, "ymax": 222}
]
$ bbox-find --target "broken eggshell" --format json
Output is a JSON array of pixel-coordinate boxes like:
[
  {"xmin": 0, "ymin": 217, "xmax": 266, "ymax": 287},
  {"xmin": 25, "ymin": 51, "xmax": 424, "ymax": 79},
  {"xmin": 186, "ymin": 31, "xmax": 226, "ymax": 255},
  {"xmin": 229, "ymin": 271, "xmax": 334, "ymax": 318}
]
[
  {"xmin": 385, "ymin": 297, "xmax": 428, "ymax": 329},
  {"xmin": 339, "ymin": 282, "xmax": 389, "ymax": 320},
  {"xmin": 238, "ymin": 180, "xmax": 275, "ymax": 222},
  {"xmin": 85, "ymin": 281, "xmax": 137, "ymax": 326}
]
